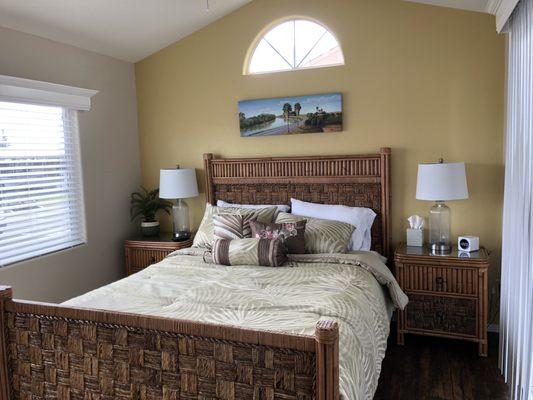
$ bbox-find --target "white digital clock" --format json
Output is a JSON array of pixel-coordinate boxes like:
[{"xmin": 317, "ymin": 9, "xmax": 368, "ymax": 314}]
[{"xmin": 458, "ymin": 236, "xmax": 479, "ymax": 252}]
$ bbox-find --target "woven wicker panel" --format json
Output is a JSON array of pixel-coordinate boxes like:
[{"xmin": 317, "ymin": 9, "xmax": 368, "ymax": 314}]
[
  {"xmin": 405, "ymin": 294, "xmax": 477, "ymax": 337},
  {"xmin": 6, "ymin": 312, "xmax": 316, "ymax": 400},
  {"xmin": 214, "ymin": 183, "xmax": 383, "ymax": 254}
]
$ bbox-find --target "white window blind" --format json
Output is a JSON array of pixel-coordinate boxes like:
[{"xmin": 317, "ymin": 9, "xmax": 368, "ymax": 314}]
[{"xmin": 0, "ymin": 101, "xmax": 86, "ymax": 266}]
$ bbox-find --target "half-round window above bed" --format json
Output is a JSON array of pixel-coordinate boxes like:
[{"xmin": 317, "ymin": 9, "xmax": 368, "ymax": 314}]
[{"xmin": 245, "ymin": 18, "xmax": 344, "ymax": 75}]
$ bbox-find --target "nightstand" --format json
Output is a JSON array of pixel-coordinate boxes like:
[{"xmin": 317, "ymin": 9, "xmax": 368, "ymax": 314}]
[
  {"xmin": 394, "ymin": 243, "xmax": 489, "ymax": 357},
  {"xmin": 124, "ymin": 233, "xmax": 193, "ymax": 276}
]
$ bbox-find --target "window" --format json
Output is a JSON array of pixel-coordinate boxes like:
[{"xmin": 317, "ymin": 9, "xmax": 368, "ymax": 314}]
[
  {"xmin": 0, "ymin": 101, "xmax": 86, "ymax": 266},
  {"xmin": 247, "ymin": 19, "xmax": 344, "ymax": 74}
]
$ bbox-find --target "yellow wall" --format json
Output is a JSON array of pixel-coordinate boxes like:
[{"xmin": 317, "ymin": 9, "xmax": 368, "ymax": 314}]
[{"xmin": 135, "ymin": 0, "xmax": 505, "ymax": 285}]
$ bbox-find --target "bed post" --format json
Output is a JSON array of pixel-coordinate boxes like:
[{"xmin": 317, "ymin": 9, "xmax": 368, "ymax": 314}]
[
  {"xmin": 380, "ymin": 147, "xmax": 391, "ymax": 259},
  {"xmin": 203, "ymin": 153, "xmax": 215, "ymax": 204},
  {"xmin": 0, "ymin": 286, "xmax": 12, "ymax": 400},
  {"xmin": 315, "ymin": 320, "xmax": 339, "ymax": 400}
]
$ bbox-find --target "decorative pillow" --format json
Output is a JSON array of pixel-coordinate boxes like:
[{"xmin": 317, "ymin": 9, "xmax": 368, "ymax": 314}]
[
  {"xmin": 275, "ymin": 212, "xmax": 354, "ymax": 254},
  {"xmin": 213, "ymin": 213, "xmax": 256, "ymax": 240},
  {"xmin": 291, "ymin": 198, "xmax": 376, "ymax": 251},
  {"xmin": 217, "ymin": 200, "xmax": 290, "ymax": 213},
  {"xmin": 250, "ymin": 220, "xmax": 306, "ymax": 254},
  {"xmin": 212, "ymin": 238, "xmax": 287, "ymax": 267},
  {"xmin": 193, "ymin": 204, "xmax": 277, "ymax": 248}
]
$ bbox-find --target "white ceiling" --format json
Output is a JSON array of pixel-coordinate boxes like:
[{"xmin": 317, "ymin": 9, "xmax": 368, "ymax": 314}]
[
  {"xmin": 0, "ymin": 0, "xmax": 492, "ymax": 64},
  {"xmin": 405, "ymin": 0, "xmax": 490, "ymax": 13},
  {"xmin": 0, "ymin": 0, "xmax": 252, "ymax": 62}
]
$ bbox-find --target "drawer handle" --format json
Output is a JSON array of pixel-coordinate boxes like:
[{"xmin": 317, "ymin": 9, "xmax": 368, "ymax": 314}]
[
  {"xmin": 435, "ymin": 310, "xmax": 445, "ymax": 323},
  {"xmin": 150, "ymin": 256, "xmax": 156, "ymax": 263},
  {"xmin": 435, "ymin": 276, "xmax": 446, "ymax": 288}
]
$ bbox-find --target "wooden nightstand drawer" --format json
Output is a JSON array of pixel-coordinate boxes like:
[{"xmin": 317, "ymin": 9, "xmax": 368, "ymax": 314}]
[
  {"xmin": 128, "ymin": 248, "xmax": 170, "ymax": 271},
  {"xmin": 401, "ymin": 264, "xmax": 478, "ymax": 296},
  {"xmin": 125, "ymin": 235, "xmax": 193, "ymax": 276},
  {"xmin": 405, "ymin": 293, "xmax": 477, "ymax": 337}
]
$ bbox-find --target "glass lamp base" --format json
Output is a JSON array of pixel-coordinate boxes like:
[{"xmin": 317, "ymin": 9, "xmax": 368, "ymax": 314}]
[
  {"xmin": 430, "ymin": 243, "xmax": 452, "ymax": 254},
  {"xmin": 172, "ymin": 199, "xmax": 191, "ymax": 242},
  {"xmin": 429, "ymin": 201, "xmax": 452, "ymax": 255},
  {"xmin": 172, "ymin": 231, "xmax": 191, "ymax": 242}
]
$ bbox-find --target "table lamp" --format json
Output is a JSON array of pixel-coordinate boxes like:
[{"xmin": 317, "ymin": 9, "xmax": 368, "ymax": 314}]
[
  {"xmin": 416, "ymin": 159, "xmax": 469, "ymax": 254},
  {"xmin": 159, "ymin": 167, "xmax": 199, "ymax": 241}
]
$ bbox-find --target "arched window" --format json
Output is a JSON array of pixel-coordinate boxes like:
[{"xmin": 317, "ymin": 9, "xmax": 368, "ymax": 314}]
[{"xmin": 246, "ymin": 19, "xmax": 344, "ymax": 74}]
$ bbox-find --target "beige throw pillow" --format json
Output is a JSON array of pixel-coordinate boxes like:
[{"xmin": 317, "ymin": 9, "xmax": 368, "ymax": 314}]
[{"xmin": 275, "ymin": 212, "xmax": 354, "ymax": 254}]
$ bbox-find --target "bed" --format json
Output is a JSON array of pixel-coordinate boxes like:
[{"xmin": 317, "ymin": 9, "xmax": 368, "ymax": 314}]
[{"xmin": 0, "ymin": 148, "xmax": 404, "ymax": 400}]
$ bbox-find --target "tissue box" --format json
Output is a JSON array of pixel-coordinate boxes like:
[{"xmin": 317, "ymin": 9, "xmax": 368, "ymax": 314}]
[{"xmin": 406, "ymin": 229, "xmax": 423, "ymax": 247}]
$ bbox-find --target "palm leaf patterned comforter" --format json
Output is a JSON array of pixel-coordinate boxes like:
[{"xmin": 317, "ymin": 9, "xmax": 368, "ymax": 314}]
[{"xmin": 64, "ymin": 249, "xmax": 407, "ymax": 400}]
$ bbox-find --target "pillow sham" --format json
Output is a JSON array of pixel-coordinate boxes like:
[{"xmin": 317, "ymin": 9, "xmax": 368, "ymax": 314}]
[
  {"xmin": 212, "ymin": 238, "xmax": 286, "ymax": 267},
  {"xmin": 213, "ymin": 213, "xmax": 257, "ymax": 240},
  {"xmin": 193, "ymin": 204, "xmax": 277, "ymax": 248},
  {"xmin": 275, "ymin": 212, "xmax": 354, "ymax": 254},
  {"xmin": 217, "ymin": 200, "xmax": 290, "ymax": 213},
  {"xmin": 290, "ymin": 198, "xmax": 376, "ymax": 251},
  {"xmin": 250, "ymin": 220, "xmax": 306, "ymax": 254}
]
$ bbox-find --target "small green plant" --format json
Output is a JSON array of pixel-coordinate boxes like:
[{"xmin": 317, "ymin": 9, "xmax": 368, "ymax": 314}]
[{"xmin": 130, "ymin": 187, "xmax": 173, "ymax": 222}]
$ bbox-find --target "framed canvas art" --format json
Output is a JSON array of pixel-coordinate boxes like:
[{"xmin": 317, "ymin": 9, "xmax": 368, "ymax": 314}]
[{"xmin": 239, "ymin": 93, "xmax": 342, "ymax": 137}]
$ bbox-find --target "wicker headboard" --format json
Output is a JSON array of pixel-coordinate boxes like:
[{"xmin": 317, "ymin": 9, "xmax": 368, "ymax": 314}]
[{"xmin": 203, "ymin": 148, "xmax": 391, "ymax": 257}]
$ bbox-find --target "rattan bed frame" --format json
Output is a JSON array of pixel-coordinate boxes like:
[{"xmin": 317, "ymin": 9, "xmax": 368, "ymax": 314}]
[
  {"xmin": 204, "ymin": 148, "xmax": 391, "ymax": 258},
  {"xmin": 0, "ymin": 148, "xmax": 391, "ymax": 400}
]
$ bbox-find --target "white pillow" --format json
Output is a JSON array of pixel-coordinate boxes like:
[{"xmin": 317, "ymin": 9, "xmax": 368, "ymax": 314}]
[
  {"xmin": 290, "ymin": 198, "xmax": 376, "ymax": 251},
  {"xmin": 217, "ymin": 200, "xmax": 290, "ymax": 213}
]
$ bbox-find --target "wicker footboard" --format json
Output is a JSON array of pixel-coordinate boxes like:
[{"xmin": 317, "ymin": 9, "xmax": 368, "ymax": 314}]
[{"xmin": 0, "ymin": 286, "xmax": 339, "ymax": 400}]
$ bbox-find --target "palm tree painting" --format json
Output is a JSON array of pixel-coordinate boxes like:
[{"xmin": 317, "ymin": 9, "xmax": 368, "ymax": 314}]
[
  {"xmin": 238, "ymin": 93, "xmax": 342, "ymax": 137},
  {"xmin": 282, "ymin": 103, "xmax": 292, "ymax": 119}
]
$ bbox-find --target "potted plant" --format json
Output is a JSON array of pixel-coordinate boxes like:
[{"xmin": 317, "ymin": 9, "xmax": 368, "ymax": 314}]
[{"xmin": 130, "ymin": 187, "xmax": 172, "ymax": 237}]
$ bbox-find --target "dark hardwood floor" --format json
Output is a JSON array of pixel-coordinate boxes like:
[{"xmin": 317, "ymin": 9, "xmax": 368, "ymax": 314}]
[{"xmin": 374, "ymin": 331, "xmax": 509, "ymax": 400}]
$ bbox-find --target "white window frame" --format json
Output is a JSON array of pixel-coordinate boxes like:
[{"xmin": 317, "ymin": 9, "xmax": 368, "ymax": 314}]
[
  {"xmin": 0, "ymin": 75, "xmax": 97, "ymax": 266},
  {"xmin": 0, "ymin": 75, "xmax": 97, "ymax": 111},
  {"xmin": 244, "ymin": 17, "xmax": 345, "ymax": 75}
]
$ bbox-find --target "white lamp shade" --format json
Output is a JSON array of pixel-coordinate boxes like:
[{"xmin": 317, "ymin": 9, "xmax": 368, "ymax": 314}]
[
  {"xmin": 416, "ymin": 162, "xmax": 469, "ymax": 201},
  {"xmin": 159, "ymin": 168, "xmax": 199, "ymax": 199}
]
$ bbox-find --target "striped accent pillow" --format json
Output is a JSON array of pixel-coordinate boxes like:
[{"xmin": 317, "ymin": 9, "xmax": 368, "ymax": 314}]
[
  {"xmin": 275, "ymin": 212, "xmax": 354, "ymax": 254},
  {"xmin": 193, "ymin": 204, "xmax": 277, "ymax": 249},
  {"xmin": 212, "ymin": 238, "xmax": 287, "ymax": 267},
  {"xmin": 213, "ymin": 213, "xmax": 256, "ymax": 240}
]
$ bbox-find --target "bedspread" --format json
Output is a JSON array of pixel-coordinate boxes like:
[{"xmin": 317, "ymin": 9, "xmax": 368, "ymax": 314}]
[{"xmin": 65, "ymin": 249, "xmax": 407, "ymax": 399}]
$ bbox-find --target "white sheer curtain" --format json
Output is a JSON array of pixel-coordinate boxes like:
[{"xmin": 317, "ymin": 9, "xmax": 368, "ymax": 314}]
[{"xmin": 500, "ymin": 0, "xmax": 533, "ymax": 398}]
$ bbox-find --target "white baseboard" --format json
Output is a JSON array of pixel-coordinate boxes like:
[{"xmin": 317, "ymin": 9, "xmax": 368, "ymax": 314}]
[{"xmin": 488, "ymin": 324, "xmax": 500, "ymax": 333}]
